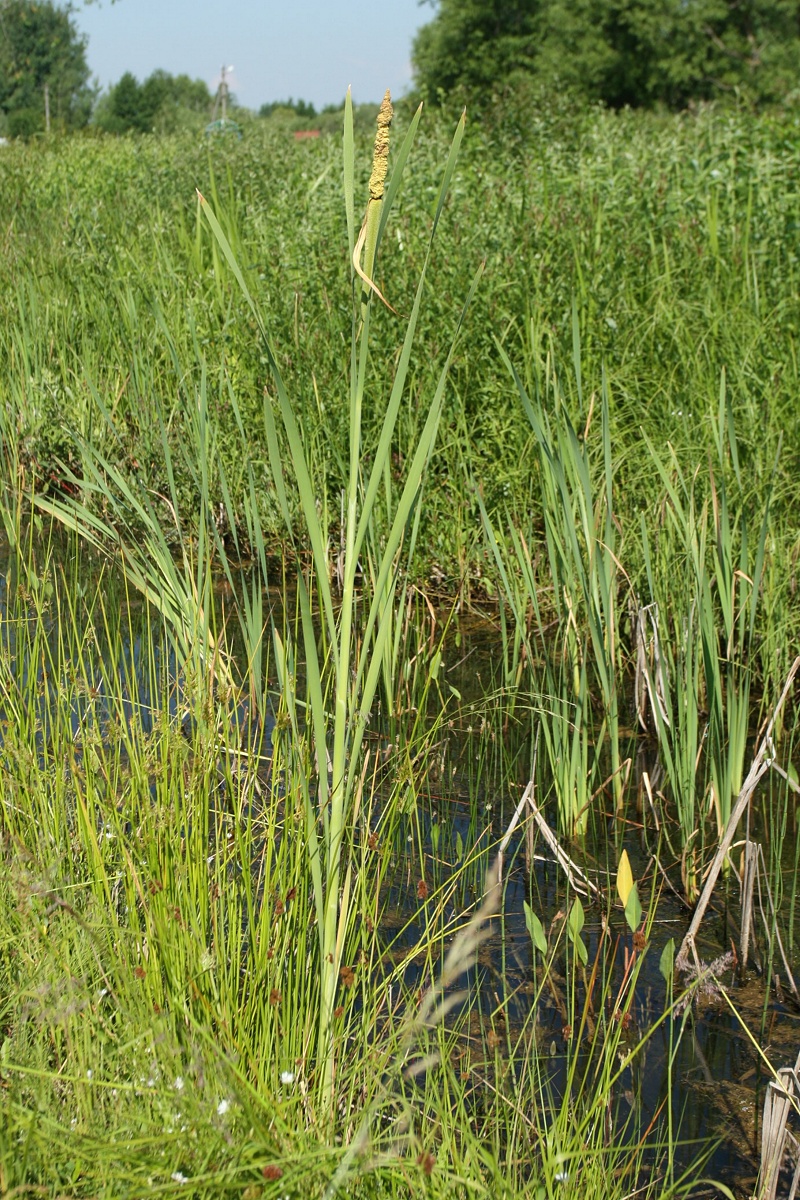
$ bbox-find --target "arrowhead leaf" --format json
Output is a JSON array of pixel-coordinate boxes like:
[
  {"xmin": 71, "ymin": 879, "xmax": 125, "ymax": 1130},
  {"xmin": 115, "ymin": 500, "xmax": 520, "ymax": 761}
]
[
  {"xmin": 568, "ymin": 897, "xmax": 585, "ymax": 937},
  {"xmin": 567, "ymin": 898, "xmax": 588, "ymax": 964},
  {"xmin": 617, "ymin": 849, "xmax": 634, "ymax": 908},
  {"xmin": 524, "ymin": 901, "xmax": 548, "ymax": 955},
  {"xmin": 624, "ymin": 883, "xmax": 643, "ymax": 933}
]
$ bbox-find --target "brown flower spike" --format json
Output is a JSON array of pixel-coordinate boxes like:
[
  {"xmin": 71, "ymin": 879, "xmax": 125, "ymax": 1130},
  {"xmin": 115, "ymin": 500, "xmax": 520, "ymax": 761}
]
[
  {"xmin": 368, "ymin": 91, "xmax": 393, "ymax": 202},
  {"xmin": 355, "ymin": 90, "xmax": 396, "ymax": 315}
]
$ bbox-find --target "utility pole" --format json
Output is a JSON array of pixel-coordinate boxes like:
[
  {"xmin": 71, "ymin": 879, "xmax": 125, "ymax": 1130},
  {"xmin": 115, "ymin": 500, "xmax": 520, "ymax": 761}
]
[
  {"xmin": 211, "ymin": 65, "xmax": 233, "ymax": 123},
  {"xmin": 44, "ymin": 82, "xmax": 50, "ymax": 133}
]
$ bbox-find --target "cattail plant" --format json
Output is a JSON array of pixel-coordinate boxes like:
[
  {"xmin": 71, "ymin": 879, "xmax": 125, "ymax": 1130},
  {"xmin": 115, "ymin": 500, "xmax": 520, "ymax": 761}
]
[{"xmin": 34, "ymin": 85, "xmax": 479, "ymax": 1121}]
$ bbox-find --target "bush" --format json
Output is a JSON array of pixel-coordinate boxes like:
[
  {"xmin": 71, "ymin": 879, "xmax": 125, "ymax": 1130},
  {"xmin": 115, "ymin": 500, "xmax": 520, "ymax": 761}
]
[{"xmin": 7, "ymin": 107, "xmax": 43, "ymax": 139}]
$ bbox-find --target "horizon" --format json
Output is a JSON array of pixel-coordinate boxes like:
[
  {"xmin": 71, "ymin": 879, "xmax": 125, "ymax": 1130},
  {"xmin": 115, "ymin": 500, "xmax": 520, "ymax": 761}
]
[{"xmin": 72, "ymin": 0, "xmax": 430, "ymax": 113}]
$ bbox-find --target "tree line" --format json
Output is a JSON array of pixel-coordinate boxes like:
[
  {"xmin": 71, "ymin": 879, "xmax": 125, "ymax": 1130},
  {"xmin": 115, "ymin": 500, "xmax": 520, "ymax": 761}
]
[
  {"xmin": 412, "ymin": 0, "xmax": 800, "ymax": 109},
  {"xmin": 0, "ymin": 0, "xmax": 216, "ymax": 138},
  {"xmin": 2, "ymin": 0, "xmax": 798, "ymax": 140}
]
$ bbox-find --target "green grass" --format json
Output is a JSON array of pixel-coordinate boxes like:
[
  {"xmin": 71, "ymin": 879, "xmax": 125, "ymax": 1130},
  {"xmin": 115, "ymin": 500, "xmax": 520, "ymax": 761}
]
[
  {"xmin": 1, "ymin": 97, "xmax": 800, "ymax": 1196},
  {"xmin": 2, "ymin": 104, "xmax": 799, "ymax": 589}
]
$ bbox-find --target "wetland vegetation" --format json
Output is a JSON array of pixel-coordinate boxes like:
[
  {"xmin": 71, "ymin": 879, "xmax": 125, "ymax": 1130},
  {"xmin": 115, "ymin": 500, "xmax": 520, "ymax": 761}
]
[{"xmin": 1, "ymin": 92, "xmax": 800, "ymax": 1197}]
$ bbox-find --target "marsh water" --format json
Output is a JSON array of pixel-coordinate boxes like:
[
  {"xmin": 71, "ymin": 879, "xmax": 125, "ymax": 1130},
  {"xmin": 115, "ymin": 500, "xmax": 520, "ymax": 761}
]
[
  {"xmin": 2, "ymin": 553, "xmax": 798, "ymax": 1198},
  {"xmin": 381, "ymin": 615, "xmax": 800, "ymax": 1197}
]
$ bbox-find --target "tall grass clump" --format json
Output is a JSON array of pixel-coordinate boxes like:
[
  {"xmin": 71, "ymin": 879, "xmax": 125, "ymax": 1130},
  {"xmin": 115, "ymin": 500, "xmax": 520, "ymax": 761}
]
[
  {"xmin": 636, "ymin": 380, "xmax": 771, "ymax": 892},
  {"xmin": 201, "ymin": 90, "xmax": 482, "ymax": 1111},
  {"xmin": 483, "ymin": 319, "xmax": 780, "ymax": 907},
  {"xmin": 481, "ymin": 324, "xmax": 624, "ymax": 838}
]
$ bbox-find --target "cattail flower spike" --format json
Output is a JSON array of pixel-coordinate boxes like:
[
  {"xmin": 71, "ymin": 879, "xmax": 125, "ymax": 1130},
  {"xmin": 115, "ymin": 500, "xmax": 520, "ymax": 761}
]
[{"xmin": 353, "ymin": 90, "xmax": 397, "ymax": 314}]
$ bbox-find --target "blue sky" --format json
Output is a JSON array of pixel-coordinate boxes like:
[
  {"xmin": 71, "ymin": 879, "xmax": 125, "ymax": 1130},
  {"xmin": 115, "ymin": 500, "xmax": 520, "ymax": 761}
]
[{"xmin": 72, "ymin": 0, "xmax": 431, "ymax": 112}]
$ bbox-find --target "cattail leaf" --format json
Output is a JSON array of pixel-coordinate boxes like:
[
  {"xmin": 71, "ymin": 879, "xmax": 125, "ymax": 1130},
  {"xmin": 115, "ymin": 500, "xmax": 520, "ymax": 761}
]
[
  {"xmin": 355, "ymin": 111, "xmax": 472, "ymax": 569},
  {"xmin": 431, "ymin": 109, "xmax": 466, "ymax": 231},
  {"xmin": 343, "ymin": 88, "xmax": 355, "ymax": 266},
  {"xmin": 354, "ymin": 261, "xmax": 483, "ymax": 711},
  {"xmin": 376, "ymin": 101, "xmax": 423, "ymax": 254}
]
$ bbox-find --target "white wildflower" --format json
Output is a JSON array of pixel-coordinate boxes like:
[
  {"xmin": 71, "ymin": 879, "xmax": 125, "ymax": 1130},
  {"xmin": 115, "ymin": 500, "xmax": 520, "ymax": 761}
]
[
  {"xmin": 217, "ymin": 1098, "xmax": 230, "ymax": 1116},
  {"xmin": 280, "ymin": 1070, "xmax": 295, "ymax": 1085},
  {"xmin": 174, "ymin": 1076, "xmax": 184, "ymax": 1091},
  {"xmin": 171, "ymin": 1171, "xmax": 188, "ymax": 1184}
]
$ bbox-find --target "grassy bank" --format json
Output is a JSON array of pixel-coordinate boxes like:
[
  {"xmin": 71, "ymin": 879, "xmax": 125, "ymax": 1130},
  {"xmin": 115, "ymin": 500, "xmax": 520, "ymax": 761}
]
[{"xmin": 2, "ymin": 103, "xmax": 799, "ymax": 587}]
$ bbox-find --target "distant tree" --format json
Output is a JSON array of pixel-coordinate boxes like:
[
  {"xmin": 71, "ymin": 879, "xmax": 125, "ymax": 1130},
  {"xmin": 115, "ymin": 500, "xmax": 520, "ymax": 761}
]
[
  {"xmin": 107, "ymin": 71, "xmax": 148, "ymax": 132},
  {"xmin": 142, "ymin": 70, "xmax": 211, "ymax": 125},
  {"xmin": 412, "ymin": 0, "xmax": 800, "ymax": 109},
  {"xmin": 0, "ymin": 0, "xmax": 93, "ymax": 136},
  {"xmin": 412, "ymin": 0, "xmax": 538, "ymax": 102},
  {"xmin": 95, "ymin": 69, "xmax": 212, "ymax": 134},
  {"xmin": 259, "ymin": 97, "xmax": 317, "ymax": 120},
  {"xmin": 537, "ymin": 0, "xmax": 800, "ymax": 108}
]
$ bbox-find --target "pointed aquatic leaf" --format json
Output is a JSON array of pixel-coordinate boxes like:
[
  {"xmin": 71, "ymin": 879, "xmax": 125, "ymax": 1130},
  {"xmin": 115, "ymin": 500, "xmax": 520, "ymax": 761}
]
[
  {"xmin": 524, "ymin": 901, "xmax": 548, "ymax": 956},
  {"xmin": 568, "ymin": 896, "xmax": 585, "ymax": 937},
  {"xmin": 660, "ymin": 938, "xmax": 675, "ymax": 985},
  {"xmin": 567, "ymin": 897, "xmax": 588, "ymax": 964},
  {"xmin": 624, "ymin": 883, "xmax": 643, "ymax": 934},
  {"xmin": 617, "ymin": 850, "xmax": 634, "ymax": 908}
]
